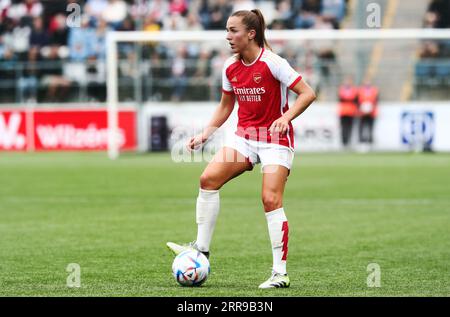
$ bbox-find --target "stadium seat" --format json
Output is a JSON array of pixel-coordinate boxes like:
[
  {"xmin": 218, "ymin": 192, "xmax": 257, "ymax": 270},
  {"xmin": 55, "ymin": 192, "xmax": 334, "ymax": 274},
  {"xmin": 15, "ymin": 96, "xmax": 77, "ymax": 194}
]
[
  {"xmin": 415, "ymin": 60, "xmax": 436, "ymax": 86},
  {"xmin": 440, "ymin": 40, "xmax": 450, "ymax": 57},
  {"xmin": 435, "ymin": 60, "xmax": 450, "ymax": 85}
]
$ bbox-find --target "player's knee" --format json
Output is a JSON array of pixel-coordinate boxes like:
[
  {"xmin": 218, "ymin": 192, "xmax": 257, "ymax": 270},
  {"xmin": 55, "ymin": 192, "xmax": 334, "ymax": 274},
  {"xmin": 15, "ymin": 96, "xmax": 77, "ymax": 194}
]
[
  {"xmin": 262, "ymin": 192, "xmax": 282, "ymax": 212},
  {"xmin": 199, "ymin": 172, "xmax": 222, "ymax": 190}
]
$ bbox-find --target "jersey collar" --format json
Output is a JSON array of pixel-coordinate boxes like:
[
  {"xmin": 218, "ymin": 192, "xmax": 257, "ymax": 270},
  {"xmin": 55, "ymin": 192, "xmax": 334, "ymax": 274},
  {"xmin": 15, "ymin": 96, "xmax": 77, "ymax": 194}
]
[{"xmin": 241, "ymin": 47, "xmax": 264, "ymax": 67}]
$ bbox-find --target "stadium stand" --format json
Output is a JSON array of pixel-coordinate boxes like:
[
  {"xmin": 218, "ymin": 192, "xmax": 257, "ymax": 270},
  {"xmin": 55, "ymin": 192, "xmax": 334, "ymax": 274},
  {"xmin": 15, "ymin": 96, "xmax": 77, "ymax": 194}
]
[
  {"xmin": 14, "ymin": 1, "xmax": 450, "ymax": 104},
  {"xmin": 0, "ymin": 0, "xmax": 351, "ymax": 103},
  {"xmin": 414, "ymin": 0, "xmax": 450, "ymax": 99}
]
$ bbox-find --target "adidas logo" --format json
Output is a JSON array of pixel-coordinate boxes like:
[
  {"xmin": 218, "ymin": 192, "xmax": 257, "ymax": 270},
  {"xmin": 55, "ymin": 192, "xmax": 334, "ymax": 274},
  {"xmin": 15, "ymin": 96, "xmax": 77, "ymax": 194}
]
[{"xmin": 231, "ymin": 76, "xmax": 238, "ymax": 82}]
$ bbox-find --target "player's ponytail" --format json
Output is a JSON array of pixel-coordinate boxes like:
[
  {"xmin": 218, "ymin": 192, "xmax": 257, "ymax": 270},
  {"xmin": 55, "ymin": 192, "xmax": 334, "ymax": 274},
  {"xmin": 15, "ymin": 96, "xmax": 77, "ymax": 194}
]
[
  {"xmin": 250, "ymin": 9, "xmax": 272, "ymax": 50},
  {"xmin": 231, "ymin": 9, "xmax": 272, "ymax": 51}
]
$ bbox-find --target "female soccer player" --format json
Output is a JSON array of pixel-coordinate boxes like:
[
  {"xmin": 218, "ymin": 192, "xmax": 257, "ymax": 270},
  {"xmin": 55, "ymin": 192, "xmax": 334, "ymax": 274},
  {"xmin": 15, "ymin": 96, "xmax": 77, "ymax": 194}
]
[{"xmin": 167, "ymin": 9, "xmax": 316, "ymax": 289}]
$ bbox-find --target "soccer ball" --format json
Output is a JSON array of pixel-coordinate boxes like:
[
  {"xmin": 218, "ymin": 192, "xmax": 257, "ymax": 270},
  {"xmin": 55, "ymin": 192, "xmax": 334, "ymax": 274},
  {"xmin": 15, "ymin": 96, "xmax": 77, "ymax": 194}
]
[{"xmin": 172, "ymin": 250, "xmax": 210, "ymax": 287}]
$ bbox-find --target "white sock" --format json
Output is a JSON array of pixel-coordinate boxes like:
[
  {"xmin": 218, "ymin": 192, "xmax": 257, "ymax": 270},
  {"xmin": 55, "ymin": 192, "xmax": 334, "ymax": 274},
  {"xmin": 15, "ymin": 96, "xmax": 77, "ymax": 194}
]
[
  {"xmin": 195, "ymin": 188, "xmax": 220, "ymax": 252},
  {"xmin": 265, "ymin": 208, "xmax": 289, "ymax": 275}
]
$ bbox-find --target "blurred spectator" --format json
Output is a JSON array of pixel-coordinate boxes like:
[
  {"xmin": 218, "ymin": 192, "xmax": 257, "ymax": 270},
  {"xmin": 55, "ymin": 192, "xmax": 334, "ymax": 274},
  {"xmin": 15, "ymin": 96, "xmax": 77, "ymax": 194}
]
[
  {"xmin": 29, "ymin": 16, "xmax": 49, "ymax": 49},
  {"xmin": 419, "ymin": 40, "xmax": 440, "ymax": 58},
  {"xmin": 17, "ymin": 46, "xmax": 40, "ymax": 103},
  {"xmin": 48, "ymin": 13, "xmax": 68, "ymax": 46},
  {"xmin": 85, "ymin": 16, "xmax": 109, "ymax": 101},
  {"xmin": 207, "ymin": 0, "xmax": 232, "ymax": 30},
  {"xmin": 91, "ymin": 18, "xmax": 110, "ymax": 60},
  {"xmin": 0, "ymin": 0, "xmax": 11, "ymax": 19},
  {"xmin": 186, "ymin": 0, "xmax": 203, "ymax": 14},
  {"xmin": 193, "ymin": 48, "xmax": 210, "ymax": 78},
  {"xmin": 7, "ymin": 0, "xmax": 43, "ymax": 22},
  {"xmin": 423, "ymin": 11, "xmax": 439, "ymax": 28},
  {"xmin": 185, "ymin": 12, "xmax": 204, "ymax": 56},
  {"xmin": 118, "ymin": 14, "xmax": 135, "ymax": 31},
  {"xmin": 86, "ymin": 54, "xmax": 106, "ymax": 101},
  {"xmin": 102, "ymin": 0, "xmax": 127, "ymax": 29},
  {"xmin": 283, "ymin": 46, "xmax": 299, "ymax": 71},
  {"xmin": 321, "ymin": 0, "xmax": 346, "ymax": 29},
  {"xmin": 84, "ymin": 0, "xmax": 109, "ymax": 26},
  {"xmin": 419, "ymin": 2, "xmax": 449, "ymax": 59},
  {"xmin": 0, "ymin": 35, "xmax": 16, "ymax": 103},
  {"xmin": 277, "ymin": 0, "xmax": 292, "ymax": 20},
  {"xmin": 293, "ymin": 0, "xmax": 322, "ymax": 29},
  {"xmin": 40, "ymin": 44, "xmax": 71, "ymax": 102},
  {"xmin": 170, "ymin": 45, "xmax": 188, "ymax": 102},
  {"xmin": 186, "ymin": 12, "xmax": 203, "ymax": 31},
  {"xmin": 0, "ymin": 30, "xmax": 17, "ymax": 95},
  {"xmin": 291, "ymin": 0, "xmax": 304, "ymax": 12},
  {"xmin": 68, "ymin": 15, "xmax": 95, "ymax": 61},
  {"xmin": 209, "ymin": 49, "xmax": 227, "ymax": 100},
  {"xmin": 270, "ymin": 18, "xmax": 287, "ymax": 30},
  {"xmin": 302, "ymin": 0, "xmax": 322, "ymax": 13},
  {"xmin": 427, "ymin": 0, "xmax": 450, "ymax": 28},
  {"xmin": 0, "ymin": 0, "xmax": 352, "ymax": 103},
  {"xmin": 147, "ymin": 0, "xmax": 169, "ymax": 25},
  {"xmin": 299, "ymin": 47, "xmax": 320, "ymax": 96},
  {"xmin": 0, "ymin": 16, "xmax": 14, "ymax": 49},
  {"xmin": 271, "ymin": 0, "xmax": 293, "ymax": 29},
  {"xmin": 143, "ymin": 13, "xmax": 162, "ymax": 32},
  {"xmin": 357, "ymin": 77, "xmax": 379, "ymax": 150},
  {"xmin": 0, "ymin": 34, "xmax": 5, "ymax": 57},
  {"xmin": 3, "ymin": 16, "xmax": 31, "ymax": 60},
  {"xmin": 314, "ymin": 16, "xmax": 336, "ymax": 79},
  {"xmin": 148, "ymin": 49, "xmax": 167, "ymax": 99},
  {"xmin": 41, "ymin": 0, "xmax": 66, "ymax": 22},
  {"xmin": 338, "ymin": 75, "xmax": 359, "ymax": 149},
  {"xmin": 191, "ymin": 48, "xmax": 210, "ymax": 98},
  {"xmin": 197, "ymin": 0, "xmax": 211, "ymax": 28},
  {"xmin": 163, "ymin": 12, "xmax": 187, "ymax": 30},
  {"xmin": 118, "ymin": 49, "xmax": 138, "ymax": 100},
  {"xmin": 117, "ymin": 16, "xmax": 135, "ymax": 62},
  {"xmin": 169, "ymin": 0, "xmax": 188, "ymax": 16}
]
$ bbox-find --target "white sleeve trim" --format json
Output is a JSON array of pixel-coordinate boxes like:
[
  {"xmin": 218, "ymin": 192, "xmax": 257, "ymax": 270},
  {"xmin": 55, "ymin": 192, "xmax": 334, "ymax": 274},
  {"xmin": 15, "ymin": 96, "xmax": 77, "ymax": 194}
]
[
  {"xmin": 261, "ymin": 51, "xmax": 301, "ymax": 88},
  {"xmin": 222, "ymin": 55, "xmax": 238, "ymax": 92}
]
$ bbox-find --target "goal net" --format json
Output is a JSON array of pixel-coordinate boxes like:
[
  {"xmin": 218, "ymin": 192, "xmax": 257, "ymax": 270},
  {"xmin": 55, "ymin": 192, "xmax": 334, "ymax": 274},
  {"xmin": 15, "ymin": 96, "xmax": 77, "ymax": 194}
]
[{"xmin": 106, "ymin": 29, "xmax": 450, "ymax": 159}]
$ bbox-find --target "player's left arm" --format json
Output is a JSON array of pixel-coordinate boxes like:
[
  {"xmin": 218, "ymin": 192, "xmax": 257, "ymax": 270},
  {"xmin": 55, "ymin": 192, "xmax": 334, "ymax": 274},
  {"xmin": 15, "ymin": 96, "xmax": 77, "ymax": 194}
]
[{"xmin": 269, "ymin": 79, "xmax": 316, "ymax": 135}]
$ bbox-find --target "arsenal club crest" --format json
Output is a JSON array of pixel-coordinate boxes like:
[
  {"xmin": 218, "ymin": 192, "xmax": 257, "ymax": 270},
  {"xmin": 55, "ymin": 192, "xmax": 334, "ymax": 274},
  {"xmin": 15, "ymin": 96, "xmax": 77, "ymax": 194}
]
[{"xmin": 253, "ymin": 73, "xmax": 262, "ymax": 84}]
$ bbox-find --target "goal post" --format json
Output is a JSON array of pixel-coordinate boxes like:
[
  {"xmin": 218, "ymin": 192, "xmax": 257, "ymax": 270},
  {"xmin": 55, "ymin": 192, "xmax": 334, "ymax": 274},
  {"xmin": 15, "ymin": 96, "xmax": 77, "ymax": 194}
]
[
  {"xmin": 106, "ymin": 28, "xmax": 450, "ymax": 159},
  {"xmin": 106, "ymin": 30, "xmax": 225, "ymax": 160}
]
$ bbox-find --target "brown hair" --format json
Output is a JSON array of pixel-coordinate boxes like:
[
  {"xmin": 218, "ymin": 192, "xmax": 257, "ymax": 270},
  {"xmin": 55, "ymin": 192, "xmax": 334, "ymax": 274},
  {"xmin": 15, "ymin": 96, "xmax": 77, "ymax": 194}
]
[{"xmin": 231, "ymin": 9, "xmax": 272, "ymax": 50}]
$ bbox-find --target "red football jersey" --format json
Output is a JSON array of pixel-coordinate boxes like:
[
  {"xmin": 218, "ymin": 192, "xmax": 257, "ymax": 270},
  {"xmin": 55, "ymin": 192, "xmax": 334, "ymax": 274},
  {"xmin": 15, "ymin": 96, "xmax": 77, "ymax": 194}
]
[{"xmin": 222, "ymin": 48, "xmax": 302, "ymax": 150}]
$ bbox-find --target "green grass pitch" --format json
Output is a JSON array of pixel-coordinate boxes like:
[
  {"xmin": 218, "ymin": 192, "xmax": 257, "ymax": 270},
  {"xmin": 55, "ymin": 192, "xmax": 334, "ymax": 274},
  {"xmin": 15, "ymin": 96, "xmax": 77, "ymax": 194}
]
[{"xmin": 0, "ymin": 152, "xmax": 449, "ymax": 296}]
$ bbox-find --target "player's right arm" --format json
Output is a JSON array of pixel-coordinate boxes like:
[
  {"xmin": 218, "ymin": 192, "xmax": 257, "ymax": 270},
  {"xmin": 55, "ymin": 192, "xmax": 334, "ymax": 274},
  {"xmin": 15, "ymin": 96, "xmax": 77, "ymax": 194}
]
[{"xmin": 187, "ymin": 92, "xmax": 235, "ymax": 150}]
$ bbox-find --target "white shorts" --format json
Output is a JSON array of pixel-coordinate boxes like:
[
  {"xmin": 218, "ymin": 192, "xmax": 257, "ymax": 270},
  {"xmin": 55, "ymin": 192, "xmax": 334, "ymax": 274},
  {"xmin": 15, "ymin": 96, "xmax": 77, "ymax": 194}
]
[{"xmin": 225, "ymin": 134, "xmax": 294, "ymax": 171}]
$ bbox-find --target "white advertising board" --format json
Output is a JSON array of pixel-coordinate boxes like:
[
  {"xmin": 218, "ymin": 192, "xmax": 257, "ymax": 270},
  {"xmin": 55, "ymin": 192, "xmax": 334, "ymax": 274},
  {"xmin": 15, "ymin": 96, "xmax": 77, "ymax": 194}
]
[{"xmin": 142, "ymin": 102, "xmax": 450, "ymax": 152}]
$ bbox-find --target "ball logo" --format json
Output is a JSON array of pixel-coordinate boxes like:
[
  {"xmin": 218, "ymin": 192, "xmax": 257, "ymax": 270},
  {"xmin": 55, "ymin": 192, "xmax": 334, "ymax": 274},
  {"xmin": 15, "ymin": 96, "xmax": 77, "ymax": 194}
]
[
  {"xmin": 253, "ymin": 72, "xmax": 262, "ymax": 84},
  {"xmin": 401, "ymin": 111, "xmax": 434, "ymax": 146}
]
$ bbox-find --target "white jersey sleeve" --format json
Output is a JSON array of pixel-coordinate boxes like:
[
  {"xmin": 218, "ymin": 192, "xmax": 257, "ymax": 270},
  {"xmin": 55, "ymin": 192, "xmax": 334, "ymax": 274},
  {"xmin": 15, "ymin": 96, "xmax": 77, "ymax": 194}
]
[
  {"xmin": 277, "ymin": 58, "xmax": 302, "ymax": 88},
  {"xmin": 222, "ymin": 55, "xmax": 238, "ymax": 93},
  {"xmin": 222, "ymin": 66, "xmax": 232, "ymax": 92},
  {"xmin": 261, "ymin": 51, "xmax": 302, "ymax": 88}
]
